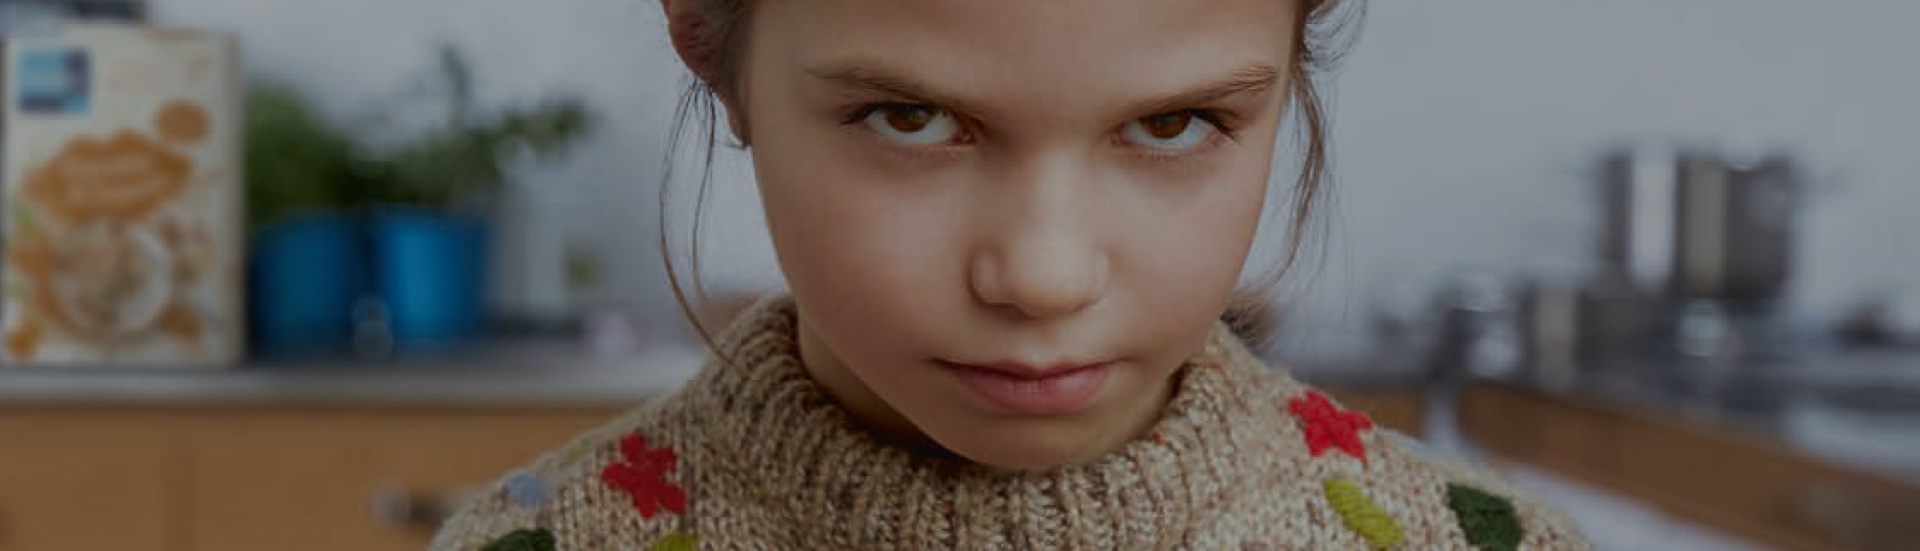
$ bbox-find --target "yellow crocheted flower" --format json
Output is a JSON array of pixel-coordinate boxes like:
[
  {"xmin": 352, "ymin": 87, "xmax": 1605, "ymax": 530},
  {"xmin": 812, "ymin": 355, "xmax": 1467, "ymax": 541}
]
[
  {"xmin": 1324, "ymin": 478, "xmax": 1404, "ymax": 549},
  {"xmin": 648, "ymin": 531, "xmax": 700, "ymax": 551}
]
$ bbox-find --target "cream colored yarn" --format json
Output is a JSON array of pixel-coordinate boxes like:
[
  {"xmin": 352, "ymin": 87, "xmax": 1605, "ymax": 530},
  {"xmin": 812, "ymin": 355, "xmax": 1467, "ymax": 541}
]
[{"xmin": 432, "ymin": 296, "xmax": 1593, "ymax": 550}]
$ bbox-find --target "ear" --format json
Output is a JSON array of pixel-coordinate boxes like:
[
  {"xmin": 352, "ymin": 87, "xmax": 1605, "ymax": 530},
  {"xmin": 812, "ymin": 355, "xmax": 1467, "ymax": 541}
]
[
  {"xmin": 661, "ymin": 0, "xmax": 752, "ymax": 145},
  {"xmin": 661, "ymin": 0, "xmax": 723, "ymax": 84}
]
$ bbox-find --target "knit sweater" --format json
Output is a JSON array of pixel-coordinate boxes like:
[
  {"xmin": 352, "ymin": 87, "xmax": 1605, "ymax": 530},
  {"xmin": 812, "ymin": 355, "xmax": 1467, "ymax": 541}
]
[{"xmin": 431, "ymin": 296, "xmax": 1592, "ymax": 550}]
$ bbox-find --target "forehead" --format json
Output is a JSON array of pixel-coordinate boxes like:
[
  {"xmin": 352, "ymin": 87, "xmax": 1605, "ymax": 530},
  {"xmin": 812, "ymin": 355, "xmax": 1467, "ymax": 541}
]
[{"xmin": 756, "ymin": 0, "xmax": 1297, "ymax": 116}]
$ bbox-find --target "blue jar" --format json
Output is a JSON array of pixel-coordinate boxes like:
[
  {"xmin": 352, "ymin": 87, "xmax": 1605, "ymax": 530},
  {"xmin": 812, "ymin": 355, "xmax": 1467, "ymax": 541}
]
[
  {"xmin": 369, "ymin": 207, "xmax": 491, "ymax": 350},
  {"xmin": 248, "ymin": 212, "xmax": 369, "ymax": 358}
]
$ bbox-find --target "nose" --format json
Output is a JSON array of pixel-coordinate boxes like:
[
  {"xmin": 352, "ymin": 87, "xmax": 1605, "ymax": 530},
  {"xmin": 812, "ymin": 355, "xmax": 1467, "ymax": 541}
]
[{"xmin": 967, "ymin": 161, "xmax": 1109, "ymax": 319}]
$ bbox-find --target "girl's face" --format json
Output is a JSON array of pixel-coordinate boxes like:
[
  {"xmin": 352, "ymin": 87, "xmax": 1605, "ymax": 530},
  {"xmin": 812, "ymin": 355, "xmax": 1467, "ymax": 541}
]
[{"xmin": 740, "ymin": 0, "xmax": 1298, "ymax": 469}]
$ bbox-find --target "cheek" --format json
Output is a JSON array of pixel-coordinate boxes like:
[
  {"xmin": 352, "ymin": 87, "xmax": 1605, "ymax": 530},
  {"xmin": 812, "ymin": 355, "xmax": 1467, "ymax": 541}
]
[
  {"xmin": 1196, "ymin": 134, "xmax": 1282, "ymax": 261},
  {"xmin": 1114, "ymin": 152, "xmax": 1272, "ymax": 318},
  {"xmin": 751, "ymin": 134, "xmax": 968, "ymax": 346},
  {"xmin": 747, "ymin": 86, "xmax": 980, "ymax": 294},
  {"xmin": 755, "ymin": 142, "xmax": 962, "ymax": 278}
]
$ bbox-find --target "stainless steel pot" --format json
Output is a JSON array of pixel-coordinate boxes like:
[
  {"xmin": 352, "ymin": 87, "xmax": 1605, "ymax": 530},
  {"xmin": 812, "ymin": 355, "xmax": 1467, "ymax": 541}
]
[{"xmin": 1599, "ymin": 145, "xmax": 1804, "ymax": 311}]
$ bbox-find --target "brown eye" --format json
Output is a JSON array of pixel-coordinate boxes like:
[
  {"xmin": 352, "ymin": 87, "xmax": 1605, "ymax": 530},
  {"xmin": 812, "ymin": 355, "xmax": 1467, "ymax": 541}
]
[
  {"xmin": 862, "ymin": 104, "xmax": 961, "ymax": 146},
  {"xmin": 882, "ymin": 105, "xmax": 936, "ymax": 133},
  {"xmin": 1139, "ymin": 112, "xmax": 1194, "ymax": 140},
  {"xmin": 1122, "ymin": 110, "xmax": 1216, "ymax": 150}
]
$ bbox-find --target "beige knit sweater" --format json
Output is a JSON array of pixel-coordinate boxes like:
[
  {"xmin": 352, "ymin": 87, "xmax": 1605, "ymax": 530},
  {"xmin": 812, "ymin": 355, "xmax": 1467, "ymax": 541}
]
[{"xmin": 432, "ymin": 296, "xmax": 1592, "ymax": 550}]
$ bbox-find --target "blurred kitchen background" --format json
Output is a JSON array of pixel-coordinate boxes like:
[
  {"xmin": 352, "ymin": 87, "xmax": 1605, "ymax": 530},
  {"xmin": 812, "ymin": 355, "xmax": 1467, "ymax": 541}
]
[{"xmin": 0, "ymin": 0, "xmax": 1916, "ymax": 550}]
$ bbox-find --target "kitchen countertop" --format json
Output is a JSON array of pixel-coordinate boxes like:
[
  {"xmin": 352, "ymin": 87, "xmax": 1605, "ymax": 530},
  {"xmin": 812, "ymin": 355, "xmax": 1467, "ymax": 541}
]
[
  {"xmin": 1550, "ymin": 349, "xmax": 1920, "ymax": 485},
  {"xmin": 0, "ymin": 341, "xmax": 712, "ymax": 408}
]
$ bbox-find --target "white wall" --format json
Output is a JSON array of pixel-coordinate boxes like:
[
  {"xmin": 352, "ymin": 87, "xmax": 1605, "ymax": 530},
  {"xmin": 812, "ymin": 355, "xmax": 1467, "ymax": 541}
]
[
  {"xmin": 1304, "ymin": 0, "xmax": 1920, "ymax": 360},
  {"xmin": 150, "ymin": 0, "xmax": 1920, "ymax": 357}
]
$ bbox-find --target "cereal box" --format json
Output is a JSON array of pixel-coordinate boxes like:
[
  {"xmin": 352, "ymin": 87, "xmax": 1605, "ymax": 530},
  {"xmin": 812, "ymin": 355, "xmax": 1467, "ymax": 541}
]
[{"xmin": 2, "ymin": 24, "xmax": 242, "ymax": 368}]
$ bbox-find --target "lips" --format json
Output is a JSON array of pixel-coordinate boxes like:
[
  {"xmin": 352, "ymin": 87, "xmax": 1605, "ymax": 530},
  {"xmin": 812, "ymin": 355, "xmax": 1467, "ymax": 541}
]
[
  {"xmin": 940, "ymin": 359, "xmax": 1114, "ymax": 415},
  {"xmin": 961, "ymin": 361, "xmax": 1109, "ymax": 379}
]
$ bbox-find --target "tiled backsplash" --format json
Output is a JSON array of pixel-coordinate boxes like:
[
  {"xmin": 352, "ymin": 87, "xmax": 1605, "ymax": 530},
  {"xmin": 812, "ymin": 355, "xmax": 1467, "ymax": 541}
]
[{"xmin": 152, "ymin": 0, "xmax": 1920, "ymax": 360}]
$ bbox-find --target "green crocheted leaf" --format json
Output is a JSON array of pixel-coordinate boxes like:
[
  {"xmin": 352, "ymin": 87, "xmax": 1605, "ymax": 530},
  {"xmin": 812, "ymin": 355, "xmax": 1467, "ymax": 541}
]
[
  {"xmin": 1446, "ymin": 483, "xmax": 1524, "ymax": 551},
  {"xmin": 480, "ymin": 528, "xmax": 557, "ymax": 551},
  {"xmin": 648, "ymin": 531, "xmax": 700, "ymax": 551},
  {"xmin": 1324, "ymin": 478, "xmax": 1404, "ymax": 549}
]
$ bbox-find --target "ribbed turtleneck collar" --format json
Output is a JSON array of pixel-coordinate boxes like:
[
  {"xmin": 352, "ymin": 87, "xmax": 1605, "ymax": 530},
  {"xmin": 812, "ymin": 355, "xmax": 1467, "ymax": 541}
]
[{"xmin": 665, "ymin": 296, "xmax": 1293, "ymax": 549}]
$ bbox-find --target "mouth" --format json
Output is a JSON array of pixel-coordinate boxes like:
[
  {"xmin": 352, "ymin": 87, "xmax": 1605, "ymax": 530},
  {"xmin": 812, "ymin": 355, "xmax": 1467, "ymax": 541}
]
[{"xmin": 938, "ymin": 359, "xmax": 1115, "ymax": 415}]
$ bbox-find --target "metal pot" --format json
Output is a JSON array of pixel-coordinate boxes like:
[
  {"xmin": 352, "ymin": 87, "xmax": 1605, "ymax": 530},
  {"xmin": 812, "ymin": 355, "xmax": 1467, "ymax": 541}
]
[{"xmin": 1599, "ymin": 145, "xmax": 1804, "ymax": 312}]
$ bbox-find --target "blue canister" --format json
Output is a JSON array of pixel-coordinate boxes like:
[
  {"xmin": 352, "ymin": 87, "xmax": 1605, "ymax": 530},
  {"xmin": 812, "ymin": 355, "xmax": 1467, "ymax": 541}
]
[
  {"xmin": 370, "ymin": 207, "xmax": 491, "ymax": 350},
  {"xmin": 247, "ymin": 212, "xmax": 369, "ymax": 358}
]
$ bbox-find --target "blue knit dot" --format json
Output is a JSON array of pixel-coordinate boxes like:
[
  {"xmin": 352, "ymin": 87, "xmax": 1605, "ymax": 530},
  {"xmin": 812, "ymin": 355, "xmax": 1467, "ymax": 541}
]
[{"xmin": 504, "ymin": 470, "xmax": 550, "ymax": 508}]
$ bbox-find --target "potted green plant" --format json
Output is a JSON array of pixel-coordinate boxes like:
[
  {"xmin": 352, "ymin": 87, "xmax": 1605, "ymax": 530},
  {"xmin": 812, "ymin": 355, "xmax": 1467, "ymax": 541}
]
[
  {"xmin": 242, "ymin": 80, "xmax": 377, "ymax": 358},
  {"xmin": 358, "ymin": 45, "xmax": 595, "ymax": 350}
]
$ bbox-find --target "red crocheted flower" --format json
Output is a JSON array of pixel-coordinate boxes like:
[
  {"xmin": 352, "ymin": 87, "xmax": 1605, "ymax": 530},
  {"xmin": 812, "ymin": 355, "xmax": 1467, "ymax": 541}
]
[
  {"xmin": 600, "ymin": 432, "xmax": 688, "ymax": 519},
  {"xmin": 1287, "ymin": 390, "xmax": 1375, "ymax": 464}
]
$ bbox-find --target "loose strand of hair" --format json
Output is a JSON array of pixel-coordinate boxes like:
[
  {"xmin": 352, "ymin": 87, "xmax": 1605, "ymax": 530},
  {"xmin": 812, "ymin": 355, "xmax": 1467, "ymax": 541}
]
[
  {"xmin": 1234, "ymin": 1, "xmax": 1361, "ymax": 350},
  {"xmin": 659, "ymin": 77, "xmax": 731, "ymax": 364}
]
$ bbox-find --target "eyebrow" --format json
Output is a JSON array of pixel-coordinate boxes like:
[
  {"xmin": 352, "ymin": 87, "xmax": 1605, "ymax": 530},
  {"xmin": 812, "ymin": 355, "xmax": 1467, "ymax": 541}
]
[
  {"xmin": 805, "ymin": 61, "xmax": 1283, "ymax": 119},
  {"xmin": 1130, "ymin": 65, "xmax": 1283, "ymax": 115},
  {"xmin": 806, "ymin": 61, "xmax": 985, "ymax": 116}
]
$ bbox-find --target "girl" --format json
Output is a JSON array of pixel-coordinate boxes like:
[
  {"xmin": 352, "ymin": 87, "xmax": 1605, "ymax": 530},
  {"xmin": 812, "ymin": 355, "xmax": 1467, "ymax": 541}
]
[{"xmin": 435, "ymin": 0, "xmax": 1591, "ymax": 549}]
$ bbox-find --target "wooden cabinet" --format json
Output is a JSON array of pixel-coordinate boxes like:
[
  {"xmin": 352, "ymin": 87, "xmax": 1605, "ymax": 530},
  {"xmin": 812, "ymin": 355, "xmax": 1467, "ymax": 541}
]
[
  {"xmin": 0, "ymin": 448, "xmax": 176, "ymax": 551},
  {"xmin": 0, "ymin": 406, "xmax": 616, "ymax": 551},
  {"xmin": 182, "ymin": 409, "xmax": 613, "ymax": 551},
  {"xmin": 1458, "ymin": 383, "xmax": 1920, "ymax": 551},
  {"xmin": 0, "ymin": 413, "xmax": 181, "ymax": 551}
]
